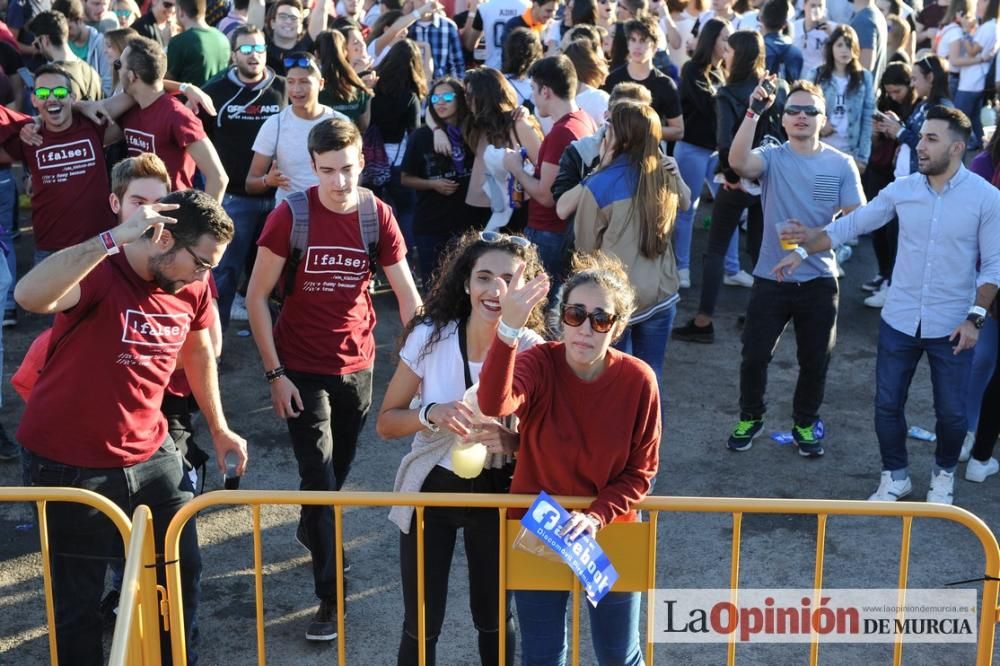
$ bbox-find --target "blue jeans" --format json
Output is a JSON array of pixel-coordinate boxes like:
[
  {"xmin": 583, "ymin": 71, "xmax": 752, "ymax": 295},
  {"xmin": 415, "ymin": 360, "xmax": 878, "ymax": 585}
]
[
  {"xmin": 613, "ymin": 303, "xmax": 676, "ymax": 398},
  {"xmin": 524, "ymin": 226, "xmax": 572, "ymax": 300},
  {"xmin": 966, "ymin": 315, "xmax": 998, "ymax": 431},
  {"xmin": 33, "ymin": 247, "xmax": 52, "ymax": 266},
  {"xmin": 414, "ymin": 232, "xmax": 452, "ymax": 287},
  {"xmin": 954, "ymin": 89, "xmax": 985, "ymax": 149},
  {"xmin": 874, "ymin": 320, "xmax": 973, "ymax": 472},
  {"xmin": 215, "ymin": 193, "xmax": 273, "ymax": 328},
  {"xmin": 514, "ymin": 590, "xmax": 643, "ymax": 666},
  {"xmin": 22, "ymin": 439, "xmax": 202, "ymax": 666},
  {"xmin": 0, "ymin": 166, "xmax": 15, "ymax": 311},
  {"xmin": 0, "ymin": 252, "xmax": 10, "ymax": 407},
  {"xmin": 672, "ymin": 142, "xmax": 739, "ymax": 274}
]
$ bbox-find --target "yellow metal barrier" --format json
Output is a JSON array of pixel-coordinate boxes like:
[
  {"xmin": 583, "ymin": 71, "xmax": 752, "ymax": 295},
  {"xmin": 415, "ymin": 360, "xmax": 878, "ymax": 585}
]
[
  {"xmin": 108, "ymin": 505, "xmax": 163, "ymax": 666},
  {"xmin": 0, "ymin": 487, "xmax": 135, "ymax": 665},
  {"xmin": 162, "ymin": 491, "xmax": 1000, "ymax": 666}
]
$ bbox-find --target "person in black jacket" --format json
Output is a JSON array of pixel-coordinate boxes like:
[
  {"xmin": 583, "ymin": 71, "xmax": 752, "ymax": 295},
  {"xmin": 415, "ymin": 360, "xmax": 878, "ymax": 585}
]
[
  {"xmin": 673, "ymin": 29, "xmax": 787, "ymax": 343},
  {"xmin": 201, "ymin": 24, "xmax": 286, "ymax": 327}
]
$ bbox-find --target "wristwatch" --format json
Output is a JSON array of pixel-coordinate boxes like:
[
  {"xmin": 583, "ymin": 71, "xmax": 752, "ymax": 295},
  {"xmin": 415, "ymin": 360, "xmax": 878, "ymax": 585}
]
[{"xmin": 967, "ymin": 305, "xmax": 988, "ymax": 329}]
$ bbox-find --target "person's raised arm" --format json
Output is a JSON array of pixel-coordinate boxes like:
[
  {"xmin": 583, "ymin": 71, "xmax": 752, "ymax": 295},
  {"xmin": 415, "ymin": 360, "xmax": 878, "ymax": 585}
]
[
  {"xmin": 383, "ymin": 259, "xmax": 422, "ymax": 324},
  {"xmin": 308, "ymin": 0, "xmax": 330, "ymax": 40},
  {"xmin": 180, "ymin": 326, "xmax": 248, "ymax": 474},
  {"xmin": 186, "ymin": 137, "xmax": 229, "ymax": 202},
  {"xmin": 729, "ymin": 77, "xmax": 774, "ymax": 180},
  {"xmin": 462, "ymin": 7, "xmax": 483, "ymax": 52},
  {"xmin": 15, "ymin": 203, "xmax": 178, "ymax": 314},
  {"xmin": 247, "ymin": 0, "xmax": 266, "ymax": 28}
]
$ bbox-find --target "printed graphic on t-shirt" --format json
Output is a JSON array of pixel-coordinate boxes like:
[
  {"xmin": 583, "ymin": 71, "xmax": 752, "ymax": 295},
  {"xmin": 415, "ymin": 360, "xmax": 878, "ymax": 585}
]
[
  {"xmin": 124, "ymin": 128, "xmax": 156, "ymax": 154},
  {"xmin": 302, "ymin": 245, "xmax": 370, "ymax": 292},
  {"xmin": 35, "ymin": 139, "xmax": 97, "ymax": 184},
  {"xmin": 225, "ymin": 102, "xmax": 281, "ymax": 121},
  {"xmin": 121, "ymin": 309, "xmax": 192, "ymax": 348}
]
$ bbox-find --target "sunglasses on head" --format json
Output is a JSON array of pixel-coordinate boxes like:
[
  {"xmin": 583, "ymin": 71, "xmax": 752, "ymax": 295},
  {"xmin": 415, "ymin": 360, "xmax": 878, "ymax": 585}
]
[
  {"xmin": 561, "ymin": 304, "xmax": 618, "ymax": 333},
  {"xmin": 479, "ymin": 230, "xmax": 531, "ymax": 248},
  {"xmin": 34, "ymin": 86, "xmax": 70, "ymax": 100},
  {"xmin": 283, "ymin": 56, "xmax": 316, "ymax": 70},
  {"xmin": 114, "ymin": 8, "xmax": 132, "ymax": 17},
  {"xmin": 430, "ymin": 91, "xmax": 457, "ymax": 104},
  {"xmin": 237, "ymin": 43, "xmax": 267, "ymax": 54},
  {"xmin": 783, "ymin": 104, "xmax": 823, "ymax": 117}
]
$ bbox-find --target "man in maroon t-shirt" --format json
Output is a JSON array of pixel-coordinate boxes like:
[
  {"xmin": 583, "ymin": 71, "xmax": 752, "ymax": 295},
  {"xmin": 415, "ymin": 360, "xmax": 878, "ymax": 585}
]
[
  {"xmin": 16, "ymin": 189, "xmax": 246, "ymax": 665},
  {"xmin": 503, "ymin": 54, "xmax": 596, "ymax": 285},
  {"xmin": 246, "ymin": 118, "xmax": 421, "ymax": 643},
  {"xmin": 0, "ymin": 64, "xmax": 116, "ymax": 261}
]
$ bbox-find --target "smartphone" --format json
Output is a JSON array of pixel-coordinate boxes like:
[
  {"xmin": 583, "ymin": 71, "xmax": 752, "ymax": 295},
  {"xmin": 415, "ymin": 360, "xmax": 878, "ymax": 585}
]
[
  {"xmin": 873, "ymin": 110, "xmax": 890, "ymax": 122},
  {"xmin": 223, "ymin": 452, "xmax": 241, "ymax": 490},
  {"xmin": 749, "ymin": 78, "xmax": 776, "ymax": 115}
]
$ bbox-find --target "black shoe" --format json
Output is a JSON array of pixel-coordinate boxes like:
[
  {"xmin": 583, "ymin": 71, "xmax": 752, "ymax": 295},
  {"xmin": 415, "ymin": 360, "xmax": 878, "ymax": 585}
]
[
  {"xmin": 862, "ymin": 275, "xmax": 887, "ymax": 293},
  {"xmin": 0, "ymin": 425, "xmax": 19, "ymax": 461},
  {"xmin": 3, "ymin": 309, "xmax": 16, "ymax": 327},
  {"xmin": 99, "ymin": 590, "xmax": 120, "ymax": 630},
  {"xmin": 672, "ymin": 319, "xmax": 715, "ymax": 344},
  {"xmin": 305, "ymin": 598, "xmax": 339, "ymax": 641},
  {"xmin": 728, "ymin": 417, "xmax": 764, "ymax": 452}
]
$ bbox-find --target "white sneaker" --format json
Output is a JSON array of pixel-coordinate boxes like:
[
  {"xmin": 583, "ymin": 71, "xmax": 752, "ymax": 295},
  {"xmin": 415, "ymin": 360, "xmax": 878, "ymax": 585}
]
[
  {"xmin": 678, "ymin": 268, "xmax": 691, "ymax": 289},
  {"xmin": 864, "ymin": 283, "xmax": 888, "ymax": 308},
  {"xmin": 230, "ymin": 294, "xmax": 249, "ymax": 322},
  {"xmin": 868, "ymin": 471, "xmax": 912, "ymax": 501},
  {"xmin": 959, "ymin": 431, "xmax": 975, "ymax": 462},
  {"xmin": 965, "ymin": 457, "xmax": 999, "ymax": 483},
  {"xmin": 926, "ymin": 470, "xmax": 955, "ymax": 504},
  {"xmin": 723, "ymin": 270, "xmax": 754, "ymax": 288}
]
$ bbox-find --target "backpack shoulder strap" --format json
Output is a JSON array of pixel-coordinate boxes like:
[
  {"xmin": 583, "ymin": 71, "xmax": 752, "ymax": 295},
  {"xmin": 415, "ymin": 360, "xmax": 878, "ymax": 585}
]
[
  {"xmin": 286, "ymin": 190, "xmax": 310, "ymax": 255},
  {"xmin": 356, "ymin": 187, "xmax": 380, "ymax": 274}
]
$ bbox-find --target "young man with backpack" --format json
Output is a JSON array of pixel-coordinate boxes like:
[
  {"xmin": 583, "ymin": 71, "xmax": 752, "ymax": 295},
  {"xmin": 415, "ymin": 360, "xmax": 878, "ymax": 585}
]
[{"xmin": 245, "ymin": 117, "xmax": 421, "ymax": 643}]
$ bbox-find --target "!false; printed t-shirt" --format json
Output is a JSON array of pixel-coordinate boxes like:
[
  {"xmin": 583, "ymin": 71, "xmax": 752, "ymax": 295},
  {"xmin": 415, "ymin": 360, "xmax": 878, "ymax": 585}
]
[
  {"xmin": 17, "ymin": 253, "xmax": 214, "ymax": 468},
  {"xmin": 0, "ymin": 114, "xmax": 114, "ymax": 251},
  {"xmin": 121, "ymin": 92, "xmax": 206, "ymax": 191},
  {"xmin": 257, "ymin": 187, "xmax": 407, "ymax": 376}
]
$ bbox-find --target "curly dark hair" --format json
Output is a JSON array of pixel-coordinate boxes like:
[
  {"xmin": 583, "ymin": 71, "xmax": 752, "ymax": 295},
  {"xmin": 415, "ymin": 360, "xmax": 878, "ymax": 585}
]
[
  {"xmin": 501, "ymin": 27, "xmax": 542, "ymax": 78},
  {"xmin": 400, "ymin": 230, "xmax": 547, "ymax": 360}
]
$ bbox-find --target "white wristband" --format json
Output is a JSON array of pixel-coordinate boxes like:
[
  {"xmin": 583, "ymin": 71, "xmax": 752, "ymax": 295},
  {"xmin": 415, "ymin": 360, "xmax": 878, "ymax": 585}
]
[
  {"xmin": 970, "ymin": 305, "xmax": 988, "ymax": 318},
  {"xmin": 793, "ymin": 246, "xmax": 808, "ymax": 260},
  {"xmin": 497, "ymin": 319, "xmax": 522, "ymax": 341}
]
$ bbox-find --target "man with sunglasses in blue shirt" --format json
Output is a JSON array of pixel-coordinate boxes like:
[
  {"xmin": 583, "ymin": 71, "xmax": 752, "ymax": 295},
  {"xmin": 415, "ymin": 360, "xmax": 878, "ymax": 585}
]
[
  {"xmin": 201, "ymin": 24, "xmax": 287, "ymax": 327},
  {"xmin": 722, "ymin": 77, "xmax": 864, "ymax": 458}
]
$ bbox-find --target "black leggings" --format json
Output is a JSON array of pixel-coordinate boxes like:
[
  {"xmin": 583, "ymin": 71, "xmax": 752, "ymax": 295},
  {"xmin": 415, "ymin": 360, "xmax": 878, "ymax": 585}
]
[
  {"xmin": 971, "ymin": 322, "xmax": 1000, "ymax": 462},
  {"xmin": 698, "ymin": 186, "xmax": 763, "ymax": 317}
]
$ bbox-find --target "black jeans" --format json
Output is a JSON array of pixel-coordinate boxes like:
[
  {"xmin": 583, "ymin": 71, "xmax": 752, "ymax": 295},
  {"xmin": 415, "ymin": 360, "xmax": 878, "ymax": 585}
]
[
  {"xmin": 698, "ymin": 186, "xmax": 763, "ymax": 316},
  {"xmin": 972, "ymin": 321, "xmax": 1000, "ymax": 462},
  {"xmin": 285, "ymin": 367, "xmax": 373, "ymax": 600},
  {"xmin": 740, "ymin": 277, "xmax": 839, "ymax": 425},
  {"xmin": 398, "ymin": 465, "xmax": 515, "ymax": 666},
  {"xmin": 23, "ymin": 439, "xmax": 202, "ymax": 666}
]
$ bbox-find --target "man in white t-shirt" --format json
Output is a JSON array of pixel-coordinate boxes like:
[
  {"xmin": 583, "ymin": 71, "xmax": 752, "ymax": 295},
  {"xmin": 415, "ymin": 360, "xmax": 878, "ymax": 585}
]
[{"xmin": 463, "ymin": 0, "xmax": 531, "ymax": 68}]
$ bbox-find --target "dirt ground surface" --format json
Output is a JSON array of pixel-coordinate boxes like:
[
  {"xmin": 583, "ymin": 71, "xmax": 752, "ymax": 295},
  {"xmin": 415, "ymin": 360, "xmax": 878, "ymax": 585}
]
[{"xmin": 1, "ymin": 199, "xmax": 999, "ymax": 666}]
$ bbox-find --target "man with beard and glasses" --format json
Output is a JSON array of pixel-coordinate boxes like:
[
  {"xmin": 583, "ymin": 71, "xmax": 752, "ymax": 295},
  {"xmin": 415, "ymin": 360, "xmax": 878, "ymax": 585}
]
[
  {"xmin": 0, "ymin": 64, "xmax": 116, "ymax": 264},
  {"xmin": 722, "ymin": 78, "xmax": 864, "ymax": 459},
  {"xmin": 201, "ymin": 24, "xmax": 286, "ymax": 326},
  {"xmin": 773, "ymin": 106, "xmax": 1000, "ymax": 506},
  {"xmin": 15, "ymin": 187, "xmax": 245, "ymax": 666}
]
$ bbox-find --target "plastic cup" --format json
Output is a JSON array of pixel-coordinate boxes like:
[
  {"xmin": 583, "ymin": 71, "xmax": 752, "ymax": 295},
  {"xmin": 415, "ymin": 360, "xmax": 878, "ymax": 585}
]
[
  {"xmin": 777, "ymin": 221, "xmax": 799, "ymax": 251},
  {"xmin": 451, "ymin": 442, "xmax": 488, "ymax": 479}
]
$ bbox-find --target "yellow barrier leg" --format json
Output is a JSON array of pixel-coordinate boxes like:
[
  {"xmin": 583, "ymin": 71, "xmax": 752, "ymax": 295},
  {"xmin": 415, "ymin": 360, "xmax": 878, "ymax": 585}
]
[
  {"xmin": 646, "ymin": 511, "xmax": 658, "ymax": 666},
  {"xmin": 727, "ymin": 512, "xmax": 743, "ymax": 666},
  {"xmin": 571, "ymin": 577, "xmax": 581, "ymax": 666},
  {"xmin": 37, "ymin": 500, "xmax": 59, "ymax": 666},
  {"xmin": 893, "ymin": 516, "xmax": 913, "ymax": 666},
  {"xmin": 252, "ymin": 505, "xmax": 266, "ymax": 666},
  {"xmin": 416, "ymin": 506, "xmax": 426, "ymax": 666},
  {"xmin": 809, "ymin": 514, "xmax": 828, "ymax": 666},
  {"xmin": 335, "ymin": 505, "xmax": 346, "ymax": 666}
]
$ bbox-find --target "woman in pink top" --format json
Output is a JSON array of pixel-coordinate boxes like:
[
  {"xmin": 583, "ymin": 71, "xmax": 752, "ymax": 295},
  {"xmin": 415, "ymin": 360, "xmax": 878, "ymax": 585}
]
[{"xmin": 478, "ymin": 252, "xmax": 661, "ymax": 666}]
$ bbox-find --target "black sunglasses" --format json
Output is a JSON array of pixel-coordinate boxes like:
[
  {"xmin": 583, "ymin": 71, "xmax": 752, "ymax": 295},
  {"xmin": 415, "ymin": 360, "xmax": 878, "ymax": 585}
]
[
  {"xmin": 561, "ymin": 304, "xmax": 618, "ymax": 333},
  {"xmin": 783, "ymin": 105, "xmax": 823, "ymax": 117}
]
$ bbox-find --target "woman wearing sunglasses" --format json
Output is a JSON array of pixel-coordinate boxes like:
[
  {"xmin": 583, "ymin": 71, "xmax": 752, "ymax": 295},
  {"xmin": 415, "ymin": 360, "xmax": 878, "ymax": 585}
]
[
  {"xmin": 377, "ymin": 230, "xmax": 547, "ymax": 666},
  {"xmin": 566, "ymin": 102, "xmax": 689, "ymax": 393},
  {"xmin": 478, "ymin": 251, "xmax": 660, "ymax": 666},
  {"xmin": 401, "ymin": 77, "xmax": 490, "ymax": 285}
]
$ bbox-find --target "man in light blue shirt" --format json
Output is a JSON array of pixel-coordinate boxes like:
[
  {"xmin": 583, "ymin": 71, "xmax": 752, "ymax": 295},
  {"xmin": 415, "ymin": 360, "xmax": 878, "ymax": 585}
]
[
  {"xmin": 724, "ymin": 78, "xmax": 864, "ymax": 458},
  {"xmin": 774, "ymin": 106, "xmax": 1000, "ymax": 505}
]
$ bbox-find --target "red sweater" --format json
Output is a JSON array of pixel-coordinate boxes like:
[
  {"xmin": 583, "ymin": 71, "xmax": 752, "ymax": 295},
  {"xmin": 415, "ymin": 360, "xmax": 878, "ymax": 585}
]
[{"xmin": 478, "ymin": 339, "xmax": 661, "ymax": 527}]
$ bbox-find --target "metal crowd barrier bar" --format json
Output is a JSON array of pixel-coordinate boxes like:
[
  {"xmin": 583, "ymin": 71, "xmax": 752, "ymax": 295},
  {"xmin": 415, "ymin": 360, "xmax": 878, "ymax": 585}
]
[
  {"xmin": 108, "ymin": 505, "xmax": 163, "ymax": 666},
  {"xmin": 161, "ymin": 491, "xmax": 1000, "ymax": 666},
  {"xmin": 0, "ymin": 487, "xmax": 135, "ymax": 665}
]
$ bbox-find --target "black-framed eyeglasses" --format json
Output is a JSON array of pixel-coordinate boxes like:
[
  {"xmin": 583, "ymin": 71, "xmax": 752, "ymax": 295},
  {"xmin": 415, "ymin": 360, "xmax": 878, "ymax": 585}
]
[
  {"xmin": 783, "ymin": 105, "xmax": 823, "ymax": 117},
  {"xmin": 479, "ymin": 230, "xmax": 531, "ymax": 248},
  {"xmin": 183, "ymin": 246, "xmax": 214, "ymax": 273},
  {"xmin": 33, "ymin": 86, "xmax": 70, "ymax": 100},
  {"xmin": 237, "ymin": 43, "xmax": 267, "ymax": 55},
  {"xmin": 430, "ymin": 92, "xmax": 457, "ymax": 104},
  {"xmin": 560, "ymin": 304, "xmax": 618, "ymax": 333},
  {"xmin": 275, "ymin": 11, "xmax": 301, "ymax": 22}
]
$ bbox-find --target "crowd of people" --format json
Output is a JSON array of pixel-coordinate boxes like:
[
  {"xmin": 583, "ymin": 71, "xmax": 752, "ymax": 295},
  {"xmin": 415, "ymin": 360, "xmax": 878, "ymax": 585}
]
[{"xmin": 0, "ymin": 0, "xmax": 998, "ymax": 662}]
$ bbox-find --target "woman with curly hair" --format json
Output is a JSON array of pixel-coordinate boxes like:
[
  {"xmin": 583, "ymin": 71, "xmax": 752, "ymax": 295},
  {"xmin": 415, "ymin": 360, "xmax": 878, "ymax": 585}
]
[
  {"xmin": 462, "ymin": 67, "xmax": 543, "ymax": 232},
  {"xmin": 501, "ymin": 27, "xmax": 543, "ymax": 113},
  {"xmin": 377, "ymin": 230, "xmax": 547, "ymax": 666},
  {"xmin": 315, "ymin": 29, "xmax": 373, "ymax": 129},
  {"xmin": 478, "ymin": 250, "xmax": 660, "ymax": 665}
]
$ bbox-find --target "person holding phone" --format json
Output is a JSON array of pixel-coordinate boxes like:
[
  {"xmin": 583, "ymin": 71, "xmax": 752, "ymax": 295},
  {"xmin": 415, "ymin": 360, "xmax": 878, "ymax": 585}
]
[{"xmin": 794, "ymin": 0, "xmax": 836, "ymax": 81}]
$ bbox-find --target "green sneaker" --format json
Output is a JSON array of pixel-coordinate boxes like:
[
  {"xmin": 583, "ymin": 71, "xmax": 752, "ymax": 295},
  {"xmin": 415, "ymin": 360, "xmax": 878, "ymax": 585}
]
[
  {"xmin": 728, "ymin": 418, "xmax": 764, "ymax": 452},
  {"xmin": 793, "ymin": 422, "xmax": 825, "ymax": 458}
]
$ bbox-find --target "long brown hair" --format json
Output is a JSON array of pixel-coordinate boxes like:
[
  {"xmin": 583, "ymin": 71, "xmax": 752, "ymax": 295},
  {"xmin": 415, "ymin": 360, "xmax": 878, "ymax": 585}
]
[
  {"xmin": 608, "ymin": 102, "xmax": 678, "ymax": 259},
  {"xmin": 462, "ymin": 67, "xmax": 519, "ymax": 148},
  {"xmin": 315, "ymin": 29, "xmax": 371, "ymax": 102},
  {"xmin": 815, "ymin": 25, "xmax": 864, "ymax": 92},
  {"xmin": 375, "ymin": 39, "xmax": 428, "ymax": 99},
  {"xmin": 725, "ymin": 30, "xmax": 765, "ymax": 85}
]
